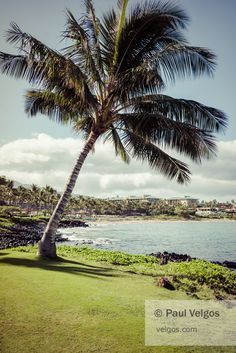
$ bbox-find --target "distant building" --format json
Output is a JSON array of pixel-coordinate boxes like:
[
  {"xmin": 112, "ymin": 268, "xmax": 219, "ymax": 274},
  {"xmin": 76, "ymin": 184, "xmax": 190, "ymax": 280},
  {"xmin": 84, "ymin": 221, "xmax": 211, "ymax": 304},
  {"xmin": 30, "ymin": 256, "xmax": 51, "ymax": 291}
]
[
  {"xmin": 195, "ymin": 207, "xmax": 218, "ymax": 216},
  {"xmin": 196, "ymin": 204, "xmax": 236, "ymax": 216},
  {"xmin": 106, "ymin": 195, "xmax": 159, "ymax": 203},
  {"xmin": 165, "ymin": 196, "xmax": 198, "ymax": 207}
]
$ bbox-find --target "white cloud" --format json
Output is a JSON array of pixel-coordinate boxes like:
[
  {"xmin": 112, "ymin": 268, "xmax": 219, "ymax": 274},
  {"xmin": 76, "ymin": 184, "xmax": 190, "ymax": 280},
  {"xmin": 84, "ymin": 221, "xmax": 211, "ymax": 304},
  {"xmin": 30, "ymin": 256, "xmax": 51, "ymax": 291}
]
[{"xmin": 0, "ymin": 134, "xmax": 235, "ymax": 201}]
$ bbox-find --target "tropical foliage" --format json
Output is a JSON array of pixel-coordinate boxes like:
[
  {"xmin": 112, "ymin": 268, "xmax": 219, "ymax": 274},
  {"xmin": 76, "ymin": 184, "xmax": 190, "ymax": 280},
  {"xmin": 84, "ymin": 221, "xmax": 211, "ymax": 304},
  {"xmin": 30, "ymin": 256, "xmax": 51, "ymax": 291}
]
[
  {"xmin": 0, "ymin": 176, "xmax": 59, "ymax": 214},
  {"xmin": 1, "ymin": 177, "xmax": 235, "ymax": 220}
]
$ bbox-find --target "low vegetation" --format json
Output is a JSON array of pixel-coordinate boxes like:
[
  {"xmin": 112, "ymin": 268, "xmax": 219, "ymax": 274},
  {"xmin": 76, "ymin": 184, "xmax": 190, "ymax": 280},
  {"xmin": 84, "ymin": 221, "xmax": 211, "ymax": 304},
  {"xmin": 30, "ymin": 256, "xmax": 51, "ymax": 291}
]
[
  {"xmin": 0, "ymin": 216, "xmax": 14, "ymax": 232},
  {"xmin": 0, "ymin": 206, "xmax": 47, "ymax": 232}
]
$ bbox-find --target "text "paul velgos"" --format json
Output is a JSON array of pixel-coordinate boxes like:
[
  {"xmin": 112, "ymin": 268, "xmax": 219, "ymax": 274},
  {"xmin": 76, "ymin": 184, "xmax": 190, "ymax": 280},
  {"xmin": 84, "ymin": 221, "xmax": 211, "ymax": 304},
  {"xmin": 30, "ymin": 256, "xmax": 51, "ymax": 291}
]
[{"xmin": 164, "ymin": 309, "xmax": 220, "ymax": 319}]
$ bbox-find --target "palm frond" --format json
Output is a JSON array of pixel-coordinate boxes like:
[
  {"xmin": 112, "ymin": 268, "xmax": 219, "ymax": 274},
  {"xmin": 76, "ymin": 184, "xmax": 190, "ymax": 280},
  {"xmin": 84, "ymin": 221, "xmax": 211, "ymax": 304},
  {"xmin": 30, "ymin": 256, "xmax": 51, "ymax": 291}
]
[
  {"xmin": 129, "ymin": 94, "xmax": 227, "ymax": 132},
  {"xmin": 113, "ymin": 0, "xmax": 189, "ymax": 73},
  {"xmin": 119, "ymin": 113, "xmax": 217, "ymax": 162},
  {"xmin": 100, "ymin": 9, "xmax": 117, "ymax": 72},
  {"xmin": 104, "ymin": 125, "xmax": 130, "ymax": 163},
  {"xmin": 0, "ymin": 52, "xmax": 41, "ymax": 84},
  {"xmin": 116, "ymin": 128, "xmax": 191, "ymax": 183},
  {"xmin": 152, "ymin": 44, "xmax": 216, "ymax": 82},
  {"xmin": 112, "ymin": 60, "xmax": 165, "ymax": 102},
  {"xmin": 112, "ymin": 46, "xmax": 215, "ymax": 103},
  {"xmin": 4, "ymin": 22, "xmax": 98, "ymax": 110},
  {"xmin": 83, "ymin": 0, "xmax": 104, "ymax": 76},
  {"xmin": 25, "ymin": 89, "xmax": 87, "ymax": 124},
  {"xmin": 113, "ymin": 0, "xmax": 129, "ymax": 66},
  {"xmin": 63, "ymin": 9, "xmax": 102, "ymax": 88}
]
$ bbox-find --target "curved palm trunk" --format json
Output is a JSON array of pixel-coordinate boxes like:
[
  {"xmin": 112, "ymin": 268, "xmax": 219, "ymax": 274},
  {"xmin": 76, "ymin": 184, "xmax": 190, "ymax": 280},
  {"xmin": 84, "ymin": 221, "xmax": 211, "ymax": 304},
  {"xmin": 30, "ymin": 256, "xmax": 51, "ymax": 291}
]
[{"xmin": 38, "ymin": 130, "xmax": 99, "ymax": 258}]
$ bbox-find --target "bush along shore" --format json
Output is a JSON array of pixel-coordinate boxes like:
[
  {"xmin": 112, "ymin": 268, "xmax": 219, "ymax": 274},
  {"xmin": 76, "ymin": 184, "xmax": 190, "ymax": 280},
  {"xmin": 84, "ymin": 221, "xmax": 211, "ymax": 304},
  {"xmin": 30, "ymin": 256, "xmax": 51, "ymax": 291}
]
[{"xmin": 0, "ymin": 216, "xmax": 88, "ymax": 249}]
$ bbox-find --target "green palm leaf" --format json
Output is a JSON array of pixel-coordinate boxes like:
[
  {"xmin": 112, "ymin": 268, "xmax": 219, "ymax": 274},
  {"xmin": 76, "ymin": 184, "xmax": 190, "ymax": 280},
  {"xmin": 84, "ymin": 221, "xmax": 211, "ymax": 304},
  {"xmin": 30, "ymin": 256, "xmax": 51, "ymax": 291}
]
[
  {"xmin": 1, "ymin": 22, "xmax": 98, "ymax": 109},
  {"xmin": 116, "ymin": 128, "xmax": 191, "ymax": 183},
  {"xmin": 112, "ymin": 0, "xmax": 189, "ymax": 73},
  {"xmin": 119, "ymin": 113, "xmax": 217, "ymax": 162},
  {"xmin": 104, "ymin": 125, "xmax": 130, "ymax": 163},
  {"xmin": 25, "ymin": 89, "xmax": 89, "ymax": 124},
  {"xmin": 129, "ymin": 94, "xmax": 227, "ymax": 132},
  {"xmin": 83, "ymin": 0, "xmax": 104, "ymax": 76},
  {"xmin": 113, "ymin": 0, "xmax": 129, "ymax": 66},
  {"xmin": 63, "ymin": 9, "xmax": 103, "ymax": 88}
]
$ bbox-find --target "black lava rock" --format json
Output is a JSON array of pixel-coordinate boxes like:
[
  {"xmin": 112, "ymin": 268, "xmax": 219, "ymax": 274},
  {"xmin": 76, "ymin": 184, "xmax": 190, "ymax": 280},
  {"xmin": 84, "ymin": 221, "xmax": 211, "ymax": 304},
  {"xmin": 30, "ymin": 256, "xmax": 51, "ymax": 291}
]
[
  {"xmin": 149, "ymin": 251, "xmax": 193, "ymax": 264},
  {"xmin": 0, "ymin": 218, "xmax": 88, "ymax": 249}
]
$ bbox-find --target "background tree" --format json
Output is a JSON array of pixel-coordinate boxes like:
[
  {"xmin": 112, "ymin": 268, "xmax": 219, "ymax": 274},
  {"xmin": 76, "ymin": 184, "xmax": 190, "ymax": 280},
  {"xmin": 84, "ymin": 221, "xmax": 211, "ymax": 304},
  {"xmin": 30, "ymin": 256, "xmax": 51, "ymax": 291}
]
[{"xmin": 0, "ymin": 0, "xmax": 227, "ymax": 257}]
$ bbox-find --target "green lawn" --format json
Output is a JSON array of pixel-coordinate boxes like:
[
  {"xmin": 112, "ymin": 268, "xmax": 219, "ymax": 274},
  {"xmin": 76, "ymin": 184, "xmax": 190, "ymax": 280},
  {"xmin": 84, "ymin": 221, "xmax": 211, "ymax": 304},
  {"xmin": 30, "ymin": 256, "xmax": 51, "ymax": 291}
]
[{"xmin": 0, "ymin": 248, "xmax": 235, "ymax": 353}]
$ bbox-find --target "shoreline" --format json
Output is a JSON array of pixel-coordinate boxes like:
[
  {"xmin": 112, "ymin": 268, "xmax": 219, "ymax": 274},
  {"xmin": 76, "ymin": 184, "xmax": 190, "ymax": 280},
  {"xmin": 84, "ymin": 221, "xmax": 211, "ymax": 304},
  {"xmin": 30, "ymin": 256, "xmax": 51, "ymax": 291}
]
[{"xmin": 84, "ymin": 215, "xmax": 236, "ymax": 224}]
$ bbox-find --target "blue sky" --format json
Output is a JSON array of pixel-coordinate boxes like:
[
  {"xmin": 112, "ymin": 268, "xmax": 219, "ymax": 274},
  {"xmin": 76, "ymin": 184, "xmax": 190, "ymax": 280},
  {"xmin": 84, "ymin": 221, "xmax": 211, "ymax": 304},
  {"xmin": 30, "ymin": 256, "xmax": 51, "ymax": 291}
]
[{"xmin": 0, "ymin": 0, "xmax": 236, "ymax": 200}]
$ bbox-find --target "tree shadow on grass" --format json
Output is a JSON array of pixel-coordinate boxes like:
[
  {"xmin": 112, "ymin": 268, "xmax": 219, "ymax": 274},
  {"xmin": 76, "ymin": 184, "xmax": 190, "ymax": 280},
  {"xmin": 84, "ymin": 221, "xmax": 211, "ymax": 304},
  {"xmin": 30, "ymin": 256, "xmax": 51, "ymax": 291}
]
[
  {"xmin": 56, "ymin": 256, "xmax": 106, "ymax": 268},
  {"xmin": 0, "ymin": 256, "xmax": 120, "ymax": 280}
]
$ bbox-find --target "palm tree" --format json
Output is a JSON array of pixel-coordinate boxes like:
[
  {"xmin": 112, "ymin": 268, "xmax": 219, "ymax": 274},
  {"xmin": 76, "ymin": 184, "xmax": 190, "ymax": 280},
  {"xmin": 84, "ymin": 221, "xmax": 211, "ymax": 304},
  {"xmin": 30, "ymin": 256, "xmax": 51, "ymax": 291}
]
[
  {"xmin": 41, "ymin": 185, "xmax": 59, "ymax": 215},
  {"xmin": 30, "ymin": 184, "xmax": 41, "ymax": 213},
  {"xmin": 17, "ymin": 185, "xmax": 31, "ymax": 210},
  {"xmin": 0, "ymin": 0, "xmax": 227, "ymax": 258}
]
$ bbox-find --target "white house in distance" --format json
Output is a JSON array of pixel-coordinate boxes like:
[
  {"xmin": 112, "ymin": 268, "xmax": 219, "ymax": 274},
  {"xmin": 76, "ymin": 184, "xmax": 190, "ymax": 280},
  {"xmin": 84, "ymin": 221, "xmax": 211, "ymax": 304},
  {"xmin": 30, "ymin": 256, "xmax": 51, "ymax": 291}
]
[
  {"xmin": 195, "ymin": 204, "xmax": 236, "ymax": 217},
  {"xmin": 195, "ymin": 207, "xmax": 217, "ymax": 216},
  {"xmin": 164, "ymin": 196, "xmax": 199, "ymax": 207}
]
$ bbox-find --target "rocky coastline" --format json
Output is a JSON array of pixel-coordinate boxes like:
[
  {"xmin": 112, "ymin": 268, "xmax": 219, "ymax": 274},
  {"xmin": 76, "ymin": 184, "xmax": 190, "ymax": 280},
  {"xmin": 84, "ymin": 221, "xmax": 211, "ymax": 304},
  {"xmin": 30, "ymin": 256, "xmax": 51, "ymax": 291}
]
[{"xmin": 0, "ymin": 219, "xmax": 88, "ymax": 249}]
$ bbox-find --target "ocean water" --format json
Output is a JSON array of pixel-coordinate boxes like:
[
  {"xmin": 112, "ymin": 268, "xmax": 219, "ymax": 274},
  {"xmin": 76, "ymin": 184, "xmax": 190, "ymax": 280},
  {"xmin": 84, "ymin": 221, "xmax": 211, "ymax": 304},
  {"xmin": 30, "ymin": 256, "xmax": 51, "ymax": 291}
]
[{"xmin": 58, "ymin": 221, "xmax": 236, "ymax": 262}]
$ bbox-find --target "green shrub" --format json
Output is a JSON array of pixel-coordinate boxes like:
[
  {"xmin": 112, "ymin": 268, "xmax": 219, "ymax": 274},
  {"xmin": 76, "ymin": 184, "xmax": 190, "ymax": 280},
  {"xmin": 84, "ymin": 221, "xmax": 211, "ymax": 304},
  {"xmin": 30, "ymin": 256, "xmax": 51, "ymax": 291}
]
[
  {"xmin": 0, "ymin": 206, "xmax": 23, "ymax": 218},
  {"xmin": 157, "ymin": 260, "xmax": 236, "ymax": 295},
  {"xmin": 0, "ymin": 216, "xmax": 14, "ymax": 230},
  {"xmin": 57, "ymin": 246, "xmax": 158, "ymax": 266}
]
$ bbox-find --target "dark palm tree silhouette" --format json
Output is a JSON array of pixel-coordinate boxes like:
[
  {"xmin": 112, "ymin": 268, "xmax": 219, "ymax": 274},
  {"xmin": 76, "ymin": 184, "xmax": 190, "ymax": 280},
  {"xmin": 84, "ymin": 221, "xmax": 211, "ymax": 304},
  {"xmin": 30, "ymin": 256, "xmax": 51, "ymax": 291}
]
[{"xmin": 0, "ymin": 0, "xmax": 227, "ymax": 258}]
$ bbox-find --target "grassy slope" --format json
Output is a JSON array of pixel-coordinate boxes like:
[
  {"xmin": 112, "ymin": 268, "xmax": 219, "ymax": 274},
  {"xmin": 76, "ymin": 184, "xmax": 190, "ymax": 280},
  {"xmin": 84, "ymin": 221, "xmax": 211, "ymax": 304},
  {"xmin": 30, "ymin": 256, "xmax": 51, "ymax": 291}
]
[{"xmin": 0, "ymin": 249, "xmax": 235, "ymax": 353}]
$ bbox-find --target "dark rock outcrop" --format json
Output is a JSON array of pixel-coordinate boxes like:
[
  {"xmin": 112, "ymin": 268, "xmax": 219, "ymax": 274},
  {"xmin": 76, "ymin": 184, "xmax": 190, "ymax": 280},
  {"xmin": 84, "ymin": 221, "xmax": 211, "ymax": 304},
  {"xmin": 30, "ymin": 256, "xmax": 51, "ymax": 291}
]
[
  {"xmin": 222, "ymin": 261, "xmax": 236, "ymax": 269},
  {"xmin": 58, "ymin": 219, "xmax": 88, "ymax": 228},
  {"xmin": 0, "ymin": 219, "xmax": 88, "ymax": 249},
  {"xmin": 206, "ymin": 260, "xmax": 236, "ymax": 269},
  {"xmin": 149, "ymin": 251, "xmax": 193, "ymax": 264}
]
